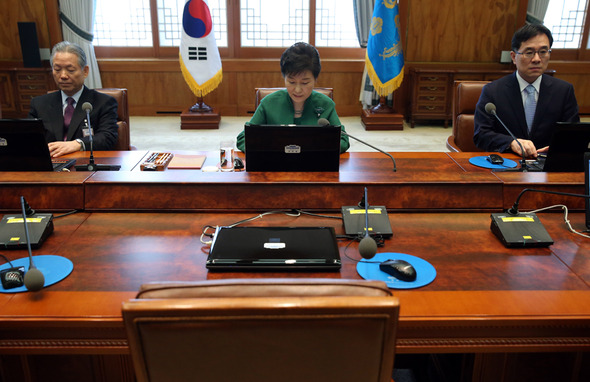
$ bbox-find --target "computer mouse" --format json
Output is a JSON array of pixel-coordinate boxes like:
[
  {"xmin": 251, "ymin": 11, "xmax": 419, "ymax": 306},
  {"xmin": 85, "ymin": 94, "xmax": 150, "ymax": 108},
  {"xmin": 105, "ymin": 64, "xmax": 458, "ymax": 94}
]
[
  {"xmin": 486, "ymin": 154, "xmax": 504, "ymax": 165},
  {"xmin": 234, "ymin": 157, "xmax": 244, "ymax": 170},
  {"xmin": 379, "ymin": 259, "xmax": 417, "ymax": 282}
]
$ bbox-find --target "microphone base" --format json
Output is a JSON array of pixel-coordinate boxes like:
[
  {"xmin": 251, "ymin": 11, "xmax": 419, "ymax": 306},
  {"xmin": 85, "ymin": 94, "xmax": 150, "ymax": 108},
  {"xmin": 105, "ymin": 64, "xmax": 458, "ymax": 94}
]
[
  {"xmin": 75, "ymin": 163, "xmax": 121, "ymax": 171},
  {"xmin": 490, "ymin": 212, "xmax": 553, "ymax": 248}
]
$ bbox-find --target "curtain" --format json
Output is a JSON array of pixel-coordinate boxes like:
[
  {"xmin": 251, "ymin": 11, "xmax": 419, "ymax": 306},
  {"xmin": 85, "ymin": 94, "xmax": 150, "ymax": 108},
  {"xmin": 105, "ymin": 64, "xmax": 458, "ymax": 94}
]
[
  {"xmin": 59, "ymin": 0, "xmax": 102, "ymax": 88},
  {"xmin": 526, "ymin": 0, "xmax": 550, "ymax": 24},
  {"xmin": 354, "ymin": 0, "xmax": 392, "ymax": 109},
  {"xmin": 353, "ymin": 0, "xmax": 375, "ymax": 48}
]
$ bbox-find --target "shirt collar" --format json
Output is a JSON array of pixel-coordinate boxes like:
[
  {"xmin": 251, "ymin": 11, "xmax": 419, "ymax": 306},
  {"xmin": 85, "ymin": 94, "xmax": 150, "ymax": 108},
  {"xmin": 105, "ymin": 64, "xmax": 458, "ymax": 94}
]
[
  {"xmin": 515, "ymin": 72, "xmax": 542, "ymax": 93},
  {"xmin": 61, "ymin": 87, "xmax": 84, "ymax": 107}
]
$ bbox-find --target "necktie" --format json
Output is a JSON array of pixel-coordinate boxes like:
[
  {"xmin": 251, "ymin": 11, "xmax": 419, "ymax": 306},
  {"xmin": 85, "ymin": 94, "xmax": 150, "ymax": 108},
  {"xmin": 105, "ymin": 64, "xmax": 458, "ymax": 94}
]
[
  {"xmin": 63, "ymin": 97, "xmax": 75, "ymax": 141},
  {"xmin": 524, "ymin": 85, "xmax": 536, "ymax": 133}
]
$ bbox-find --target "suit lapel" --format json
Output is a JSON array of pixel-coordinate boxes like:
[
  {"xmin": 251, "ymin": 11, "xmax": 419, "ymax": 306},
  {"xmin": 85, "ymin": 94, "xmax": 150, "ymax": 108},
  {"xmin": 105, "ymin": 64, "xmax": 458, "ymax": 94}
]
[
  {"xmin": 67, "ymin": 86, "xmax": 90, "ymax": 141},
  {"xmin": 502, "ymin": 73, "xmax": 529, "ymax": 138},
  {"xmin": 533, "ymin": 74, "xmax": 552, "ymax": 131}
]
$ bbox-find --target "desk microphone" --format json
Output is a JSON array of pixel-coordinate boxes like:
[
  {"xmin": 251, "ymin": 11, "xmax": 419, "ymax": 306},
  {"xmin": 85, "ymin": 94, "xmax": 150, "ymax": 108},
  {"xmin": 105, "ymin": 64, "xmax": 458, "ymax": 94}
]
[
  {"xmin": 317, "ymin": 118, "xmax": 396, "ymax": 172},
  {"xmin": 491, "ymin": 188, "xmax": 590, "ymax": 247},
  {"xmin": 507, "ymin": 188, "xmax": 590, "ymax": 215},
  {"xmin": 358, "ymin": 187, "xmax": 378, "ymax": 259},
  {"xmin": 74, "ymin": 102, "xmax": 121, "ymax": 171},
  {"xmin": 20, "ymin": 196, "xmax": 45, "ymax": 291},
  {"xmin": 484, "ymin": 103, "xmax": 528, "ymax": 172}
]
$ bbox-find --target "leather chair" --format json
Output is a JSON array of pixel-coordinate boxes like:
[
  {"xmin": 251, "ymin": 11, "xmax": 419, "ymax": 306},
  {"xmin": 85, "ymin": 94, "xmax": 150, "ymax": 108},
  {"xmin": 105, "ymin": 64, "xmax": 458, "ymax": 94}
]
[
  {"xmin": 447, "ymin": 81, "xmax": 489, "ymax": 152},
  {"xmin": 95, "ymin": 88, "xmax": 133, "ymax": 150},
  {"xmin": 255, "ymin": 87, "xmax": 334, "ymax": 108},
  {"xmin": 123, "ymin": 278, "xmax": 400, "ymax": 382}
]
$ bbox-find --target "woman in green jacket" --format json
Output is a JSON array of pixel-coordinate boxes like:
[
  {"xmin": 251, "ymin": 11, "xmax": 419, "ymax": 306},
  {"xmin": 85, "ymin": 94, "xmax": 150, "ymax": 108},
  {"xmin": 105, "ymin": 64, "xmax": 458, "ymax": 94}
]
[{"xmin": 236, "ymin": 42, "xmax": 350, "ymax": 153}]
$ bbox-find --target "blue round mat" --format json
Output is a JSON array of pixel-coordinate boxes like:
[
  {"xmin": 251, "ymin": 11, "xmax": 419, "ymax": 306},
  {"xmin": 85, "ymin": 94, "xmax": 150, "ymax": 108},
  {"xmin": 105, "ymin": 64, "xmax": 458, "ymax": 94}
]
[
  {"xmin": 469, "ymin": 155, "xmax": 517, "ymax": 169},
  {"xmin": 0, "ymin": 255, "xmax": 74, "ymax": 293},
  {"xmin": 356, "ymin": 252, "xmax": 436, "ymax": 289}
]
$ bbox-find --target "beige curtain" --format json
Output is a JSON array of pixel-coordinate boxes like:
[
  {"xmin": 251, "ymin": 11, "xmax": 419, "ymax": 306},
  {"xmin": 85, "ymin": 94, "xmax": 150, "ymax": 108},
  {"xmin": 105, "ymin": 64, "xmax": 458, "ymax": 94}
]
[{"xmin": 59, "ymin": 0, "xmax": 102, "ymax": 88}]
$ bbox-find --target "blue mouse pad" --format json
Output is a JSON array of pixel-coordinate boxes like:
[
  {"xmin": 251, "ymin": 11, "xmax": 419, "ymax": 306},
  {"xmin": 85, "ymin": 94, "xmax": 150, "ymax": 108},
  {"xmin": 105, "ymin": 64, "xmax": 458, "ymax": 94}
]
[
  {"xmin": 469, "ymin": 156, "xmax": 517, "ymax": 169},
  {"xmin": 0, "ymin": 255, "xmax": 74, "ymax": 293},
  {"xmin": 357, "ymin": 252, "xmax": 436, "ymax": 289}
]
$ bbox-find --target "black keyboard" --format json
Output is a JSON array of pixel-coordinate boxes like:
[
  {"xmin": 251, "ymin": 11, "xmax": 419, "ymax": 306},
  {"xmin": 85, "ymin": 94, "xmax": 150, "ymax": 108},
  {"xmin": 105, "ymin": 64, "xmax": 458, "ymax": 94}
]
[{"xmin": 51, "ymin": 159, "xmax": 76, "ymax": 171}]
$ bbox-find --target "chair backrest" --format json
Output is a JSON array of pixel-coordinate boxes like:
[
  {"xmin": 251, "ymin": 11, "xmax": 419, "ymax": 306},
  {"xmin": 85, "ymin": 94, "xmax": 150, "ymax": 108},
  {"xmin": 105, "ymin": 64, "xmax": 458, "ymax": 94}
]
[
  {"xmin": 95, "ymin": 88, "xmax": 131, "ymax": 150},
  {"xmin": 123, "ymin": 279, "xmax": 400, "ymax": 382},
  {"xmin": 447, "ymin": 81, "xmax": 489, "ymax": 152},
  {"xmin": 255, "ymin": 87, "xmax": 334, "ymax": 108}
]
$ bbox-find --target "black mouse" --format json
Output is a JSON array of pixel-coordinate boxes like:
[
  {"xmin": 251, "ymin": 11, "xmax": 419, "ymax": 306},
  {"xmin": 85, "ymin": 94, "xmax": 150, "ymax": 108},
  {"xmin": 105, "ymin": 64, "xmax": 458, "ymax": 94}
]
[
  {"xmin": 234, "ymin": 157, "xmax": 244, "ymax": 170},
  {"xmin": 379, "ymin": 259, "xmax": 417, "ymax": 282},
  {"xmin": 486, "ymin": 154, "xmax": 504, "ymax": 165}
]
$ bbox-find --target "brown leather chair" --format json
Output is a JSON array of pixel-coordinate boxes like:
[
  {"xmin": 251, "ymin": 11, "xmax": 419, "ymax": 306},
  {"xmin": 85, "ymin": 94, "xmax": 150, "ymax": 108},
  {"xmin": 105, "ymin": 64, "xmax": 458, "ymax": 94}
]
[
  {"xmin": 255, "ymin": 87, "xmax": 334, "ymax": 108},
  {"xmin": 123, "ymin": 279, "xmax": 400, "ymax": 382},
  {"xmin": 447, "ymin": 81, "xmax": 489, "ymax": 152},
  {"xmin": 95, "ymin": 88, "xmax": 133, "ymax": 150}
]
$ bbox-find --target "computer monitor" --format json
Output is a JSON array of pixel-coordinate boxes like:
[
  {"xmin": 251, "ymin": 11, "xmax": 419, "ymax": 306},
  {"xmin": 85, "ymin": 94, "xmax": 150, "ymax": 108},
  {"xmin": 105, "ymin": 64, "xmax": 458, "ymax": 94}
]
[
  {"xmin": 244, "ymin": 124, "xmax": 341, "ymax": 172},
  {"xmin": 529, "ymin": 122, "xmax": 590, "ymax": 172},
  {"xmin": 0, "ymin": 119, "xmax": 74, "ymax": 171}
]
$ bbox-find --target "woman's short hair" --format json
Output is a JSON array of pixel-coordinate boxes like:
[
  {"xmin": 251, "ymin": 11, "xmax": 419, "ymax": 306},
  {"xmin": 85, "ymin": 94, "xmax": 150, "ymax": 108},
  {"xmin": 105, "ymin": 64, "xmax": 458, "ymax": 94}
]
[
  {"xmin": 50, "ymin": 41, "xmax": 87, "ymax": 68},
  {"xmin": 280, "ymin": 42, "xmax": 321, "ymax": 79}
]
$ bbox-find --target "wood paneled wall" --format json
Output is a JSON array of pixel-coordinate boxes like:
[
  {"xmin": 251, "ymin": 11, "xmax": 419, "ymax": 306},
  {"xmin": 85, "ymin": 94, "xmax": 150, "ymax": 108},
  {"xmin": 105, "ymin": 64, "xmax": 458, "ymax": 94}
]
[{"xmin": 2, "ymin": 0, "xmax": 590, "ymax": 116}]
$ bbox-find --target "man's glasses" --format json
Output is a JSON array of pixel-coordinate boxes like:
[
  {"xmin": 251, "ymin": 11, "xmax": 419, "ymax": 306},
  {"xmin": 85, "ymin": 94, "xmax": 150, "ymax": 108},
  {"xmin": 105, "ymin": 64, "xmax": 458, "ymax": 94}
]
[{"xmin": 514, "ymin": 49, "xmax": 551, "ymax": 59}]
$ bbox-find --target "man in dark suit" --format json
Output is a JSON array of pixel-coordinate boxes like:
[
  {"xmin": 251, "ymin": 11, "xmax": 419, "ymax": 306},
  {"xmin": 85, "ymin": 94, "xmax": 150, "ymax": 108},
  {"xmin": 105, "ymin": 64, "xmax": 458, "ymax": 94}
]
[
  {"xmin": 473, "ymin": 24, "xmax": 579, "ymax": 158},
  {"xmin": 28, "ymin": 41, "xmax": 118, "ymax": 157}
]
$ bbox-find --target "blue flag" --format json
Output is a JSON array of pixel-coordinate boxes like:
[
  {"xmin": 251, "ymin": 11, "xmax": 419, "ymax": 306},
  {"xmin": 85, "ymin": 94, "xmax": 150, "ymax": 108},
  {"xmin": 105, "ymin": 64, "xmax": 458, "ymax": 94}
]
[{"xmin": 365, "ymin": 0, "xmax": 404, "ymax": 96}]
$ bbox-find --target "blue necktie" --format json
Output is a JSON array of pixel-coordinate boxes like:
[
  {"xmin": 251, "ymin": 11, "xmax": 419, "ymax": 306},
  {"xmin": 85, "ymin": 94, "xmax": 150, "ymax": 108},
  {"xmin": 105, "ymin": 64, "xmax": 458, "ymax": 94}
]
[{"xmin": 524, "ymin": 85, "xmax": 536, "ymax": 133}]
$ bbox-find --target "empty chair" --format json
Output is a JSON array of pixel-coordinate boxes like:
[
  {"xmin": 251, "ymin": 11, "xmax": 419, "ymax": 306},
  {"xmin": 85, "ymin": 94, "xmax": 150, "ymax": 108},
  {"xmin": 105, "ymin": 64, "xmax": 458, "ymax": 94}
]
[
  {"xmin": 447, "ymin": 81, "xmax": 489, "ymax": 152},
  {"xmin": 123, "ymin": 278, "xmax": 400, "ymax": 382}
]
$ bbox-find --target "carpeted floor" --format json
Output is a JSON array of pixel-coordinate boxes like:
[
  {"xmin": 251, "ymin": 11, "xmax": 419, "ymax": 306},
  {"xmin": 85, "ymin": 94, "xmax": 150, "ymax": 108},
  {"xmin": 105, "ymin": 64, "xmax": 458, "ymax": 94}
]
[{"xmin": 129, "ymin": 116, "xmax": 451, "ymax": 152}]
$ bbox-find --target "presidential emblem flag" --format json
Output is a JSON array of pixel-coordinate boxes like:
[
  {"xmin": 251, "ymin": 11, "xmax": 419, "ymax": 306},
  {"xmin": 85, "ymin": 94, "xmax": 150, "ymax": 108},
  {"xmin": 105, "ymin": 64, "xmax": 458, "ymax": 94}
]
[
  {"xmin": 365, "ymin": 0, "xmax": 404, "ymax": 96},
  {"xmin": 179, "ymin": 0, "xmax": 222, "ymax": 97}
]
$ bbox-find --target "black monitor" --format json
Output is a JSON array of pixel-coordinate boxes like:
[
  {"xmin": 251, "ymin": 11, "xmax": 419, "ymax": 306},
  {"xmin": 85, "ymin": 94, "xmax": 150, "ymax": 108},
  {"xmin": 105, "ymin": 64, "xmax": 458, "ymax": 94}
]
[
  {"xmin": 0, "ymin": 119, "xmax": 54, "ymax": 171},
  {"xmin": 244, "ymin": 124, "xmax": 341, "ymax": 172},
  {"xmin": 536, "ymin": 122, "xmax": 590, "ymax": 172}
]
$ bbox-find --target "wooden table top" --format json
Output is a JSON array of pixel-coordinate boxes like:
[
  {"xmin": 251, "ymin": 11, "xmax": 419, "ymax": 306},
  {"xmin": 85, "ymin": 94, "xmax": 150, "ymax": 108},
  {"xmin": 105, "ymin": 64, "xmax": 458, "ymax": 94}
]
[
  {"xmin": 0, "ymin": 151, "xmax": 584, "ymax": 212},
  {"xmin": 1, "ymin": 211, "xmax": 589, "ymax": 354}
]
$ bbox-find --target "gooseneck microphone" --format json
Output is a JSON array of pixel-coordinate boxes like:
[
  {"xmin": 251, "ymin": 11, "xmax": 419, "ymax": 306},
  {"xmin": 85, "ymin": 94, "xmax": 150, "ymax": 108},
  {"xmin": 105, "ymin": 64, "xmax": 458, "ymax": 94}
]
[
  {"xmin": 507, "ymin": 188, "xmax": 590, "ymax": 215},
  {"xmin": 20, "ymin": 196, "xmax": 45, "ymax": 291},
  {"xmin": 484, "ymin": 103, "xmax": 528, "ymax": 172},
  {"xmin": 74, "ymin": 102, "xmax": 121, "ymax": 171},
  {"xmin": 358, "ymin": 187, "xmax": 378, "ymax": 259},
  {"xmin": 317, "ymin": 118, "xmax": 396, "ymax": 172}
]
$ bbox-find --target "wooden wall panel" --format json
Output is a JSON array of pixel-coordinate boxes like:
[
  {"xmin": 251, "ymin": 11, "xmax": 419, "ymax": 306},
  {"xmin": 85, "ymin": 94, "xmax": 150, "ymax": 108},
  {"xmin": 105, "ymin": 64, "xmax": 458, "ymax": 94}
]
[
  {"xmin": 0, "ymin": 0, "xmax": 51, "ymax": 60},
  {"xmin": 406, "ymin": 0, "xmax": 518, "ymax": 62},
  {"xmin": 2, "ymin": 0, "xmax": 590, "ymax": 117}
]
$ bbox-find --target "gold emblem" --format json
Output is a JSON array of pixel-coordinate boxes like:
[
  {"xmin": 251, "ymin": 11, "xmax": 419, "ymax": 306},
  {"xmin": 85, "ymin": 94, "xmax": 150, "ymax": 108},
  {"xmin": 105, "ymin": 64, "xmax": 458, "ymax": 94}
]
[
  {"xmin": 379, "ymin": 40, "xmax": 403, "ymax": 60},
  {"xmin": 370, "ymin": 17, "xmax": 383, "ymax": 36},
  {"xmin": 383, "ymin": 0, "xmax": 397, "ymax": 9}
]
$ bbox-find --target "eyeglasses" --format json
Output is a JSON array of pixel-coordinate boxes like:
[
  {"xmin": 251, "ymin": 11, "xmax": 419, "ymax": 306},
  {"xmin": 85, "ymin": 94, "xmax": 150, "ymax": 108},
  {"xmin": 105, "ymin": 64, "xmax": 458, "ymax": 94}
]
[{"xmin": 514, "ymin": 49, "xmax": 551, "ymax": 59}]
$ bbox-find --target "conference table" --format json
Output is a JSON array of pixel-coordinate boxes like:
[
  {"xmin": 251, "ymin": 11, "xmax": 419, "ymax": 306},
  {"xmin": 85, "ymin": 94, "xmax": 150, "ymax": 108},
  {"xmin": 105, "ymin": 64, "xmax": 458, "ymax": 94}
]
[{"xmin": 0, "ymin": 150, "xmax": 589, "ymax": 382}]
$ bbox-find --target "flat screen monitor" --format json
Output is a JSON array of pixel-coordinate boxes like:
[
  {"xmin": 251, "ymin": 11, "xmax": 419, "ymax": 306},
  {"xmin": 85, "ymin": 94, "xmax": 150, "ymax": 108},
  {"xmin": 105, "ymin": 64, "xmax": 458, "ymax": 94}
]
[
  {"xmin": 244, "ymin": 124, "xmax": 341, "ymax": 172},
  {"xmin": 0, "ymin": 119, "xmax": 75, "ymax": 171},
  {"xmin": 528, "ymin": 122, "xmax": 590, "ymax": 172}
]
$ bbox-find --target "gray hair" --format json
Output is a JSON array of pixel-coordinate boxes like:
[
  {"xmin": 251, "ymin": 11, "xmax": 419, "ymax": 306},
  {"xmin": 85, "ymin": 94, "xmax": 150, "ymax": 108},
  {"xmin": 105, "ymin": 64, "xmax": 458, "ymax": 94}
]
[{"xmin": 50, "ymin": 41, "xmax": 87, "ymax": 68}]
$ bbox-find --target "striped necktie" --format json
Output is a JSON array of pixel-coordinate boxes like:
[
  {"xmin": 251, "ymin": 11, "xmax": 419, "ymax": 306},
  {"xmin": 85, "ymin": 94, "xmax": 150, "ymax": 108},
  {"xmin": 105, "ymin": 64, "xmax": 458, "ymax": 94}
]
[
  {"xmin": 524, "ymin": 85, "xmax": 536, "ymax": 133},
  {"xmin": 63, "ymin": 97, "xmax": 75, "ymax": 141}
]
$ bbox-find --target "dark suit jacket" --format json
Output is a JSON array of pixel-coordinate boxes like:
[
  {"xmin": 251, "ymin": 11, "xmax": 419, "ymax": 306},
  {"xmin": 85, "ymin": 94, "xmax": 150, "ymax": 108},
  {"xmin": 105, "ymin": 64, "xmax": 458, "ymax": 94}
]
[
  {"xmin": 28, "ymin": 86, "xmax": 118, "ymax": 150},
  {"xmin": 473, "ymin": 73, "xmax": 579, "ymax": 152}
]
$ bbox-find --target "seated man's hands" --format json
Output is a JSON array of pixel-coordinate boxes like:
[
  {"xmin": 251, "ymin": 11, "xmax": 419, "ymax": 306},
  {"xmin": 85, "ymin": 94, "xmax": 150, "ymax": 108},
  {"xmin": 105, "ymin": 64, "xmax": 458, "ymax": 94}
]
[
  {"xmin": 510, "ymin": 139, "xmax": 540, "ymax": 158},
  {"xmin": 48, "ymin": 140, "xmax": 82, "ymax": 157}
]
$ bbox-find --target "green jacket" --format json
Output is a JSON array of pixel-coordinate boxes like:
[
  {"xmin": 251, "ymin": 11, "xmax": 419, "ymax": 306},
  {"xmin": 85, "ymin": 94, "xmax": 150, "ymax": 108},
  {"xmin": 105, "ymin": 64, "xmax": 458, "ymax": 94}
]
[{"xmin": 236, "ymin": 89, "xmax": 350, "ymax": 153}]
